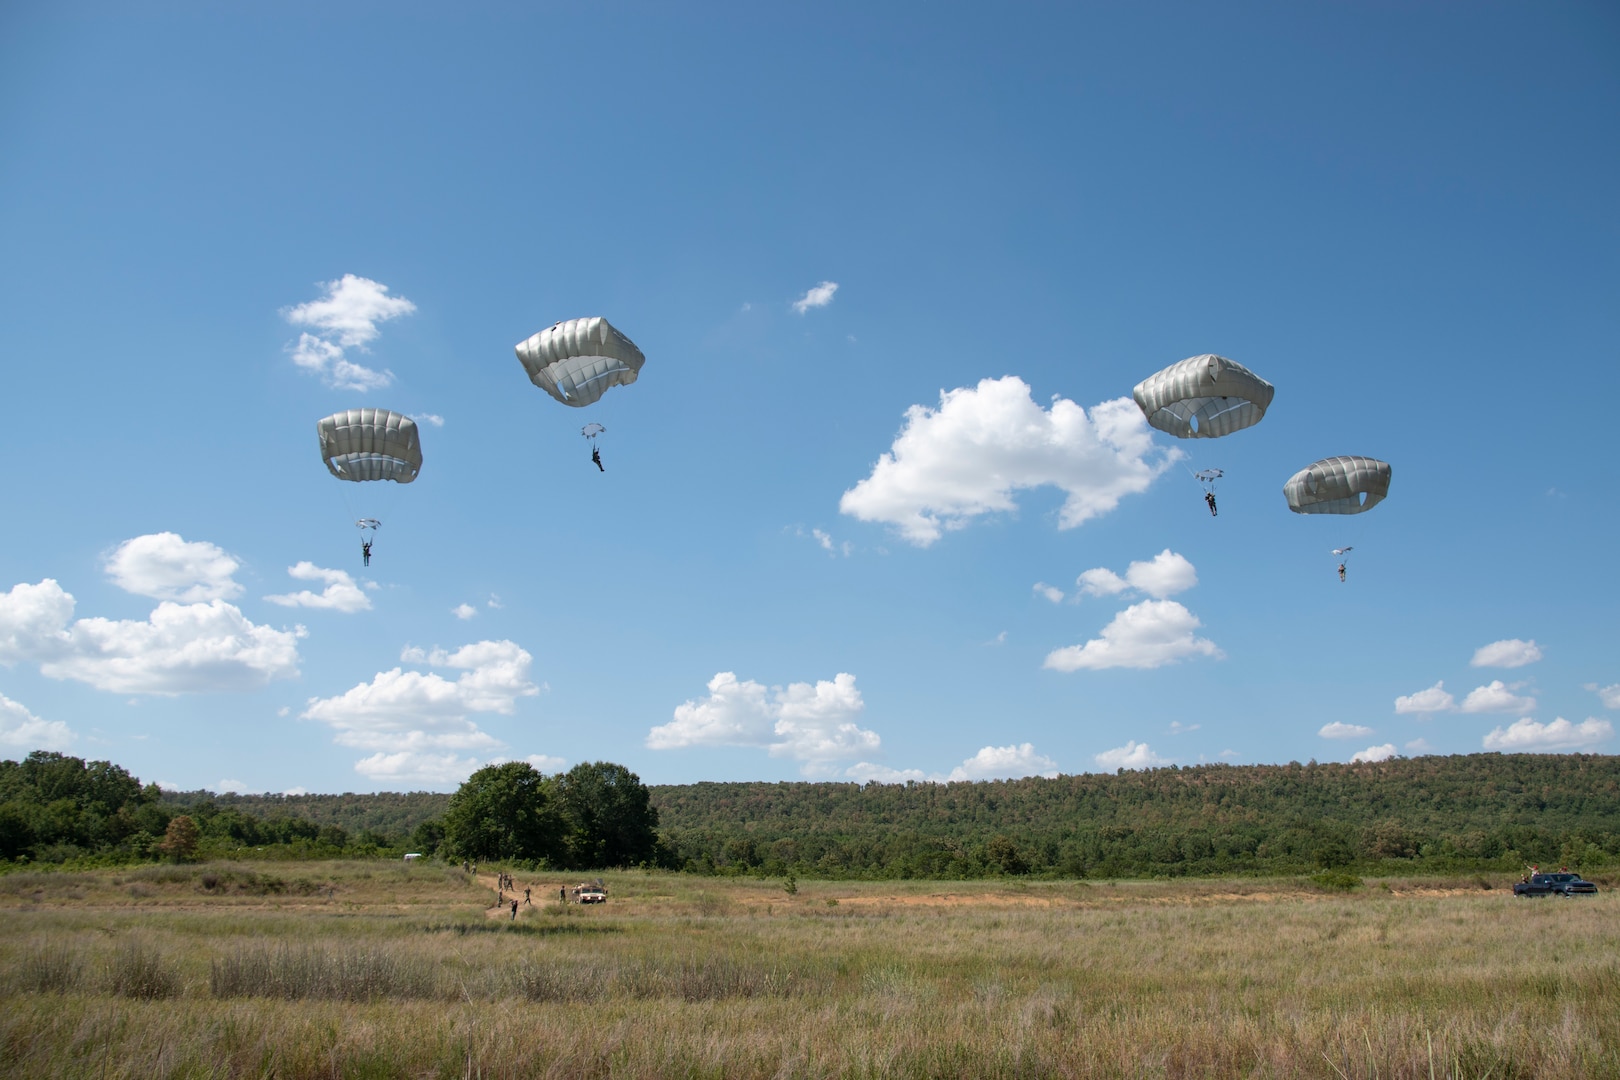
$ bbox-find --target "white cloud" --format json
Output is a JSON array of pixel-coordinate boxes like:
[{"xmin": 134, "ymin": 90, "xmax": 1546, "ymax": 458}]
[
  {"xmin": 1169, "ymin": 721, "xmax": 1200, "ymax": 734},
  {"xmin": 1459, "ymin": 680, "xmax": 1537, "ymax": 714},
  {"xmin": 524, "ymin": 754, "xmax": 566, "ymax": 772},
  {"xmin": 808, "ymin": 528, "xmax": 852, "ymax": 557},
  {"xmin": 1590, "ymin": 683, "xmax": 1620, "ymax": 710},
  {"xmin": 1044, "ymin": 599, "xmax": 1222, "ymax": 672},
  {"xmin": 410, "ymin": 413, "xmax": 445, "ymax": 427},
  {"xmin": 217, "ymin": 779, "xmax": 248, "ymax": 794},
  {"xmin": 282, "ymin": 786, "xmax": 309, "ymax": 796},
  {"xmin": 487, "ymin": 595, "xmax": 503, "ymax": 610},
  {"xmin": 647, "ymin": 671, "xmax": 881, "ymax": 773},
  {"xmin": 846, "ymin": 763, "xmax": 928, "ymax": 783},
  {"xmin": 1483, "ymin": 717, "xmax": 1612, "ymax": 752},
  {"xmin": 1120, "ymin": 550, "xmax": 1198, "ymax": 599},
  {"xmin": 302, "ymin": 641, "xmax": 539, "ymax": 781},
  {"xmin": 1319, "ymin": 722, "xmax": 1375, "ymax": 740},
  {"xmin": 1033, "ymin": 582, "xmax": 1064, "ymax": 604},
  {"xmin": 0, "ymin": 691, "xmax": 75, "ymax": 750},
  {"xmin": 452, "ymin": 604, "xmax": 477, "ymax": 620},
  {"xmin": 1351, "ymin": 744, "xmax": 1397, "ymax": 763},
  {"xmin": 156, "ymin": 780, "xmax": 178, "ymax": 792},
  {"xmin": 792, "ymin": 280, "xmax": 838, "ymax": 314},
  {"xmin": 1076, "ymin": 568, "xmax": 1129, "ymax": 597},
  {"xmin": 264, "ymin": 562, "xmax": 371, "ymax": 613},
  {"xmin": 281, "ymin": 274, "xmax": 414, "ymax": 391},
  {"xmin": 0, "ymin": 579, "xmax": 302, "ymax": 694},
  {"xmin": 839, "ymin": 377, "xmax": 1175, "ymax": 546},
  {"xmin": 1404, "ymin": 738, "xmax": 1436, "ymax": 755},
  {"xmin": 846, "ymin": 742, "xmax": 1059, "ymax": 784},
  {"xmin": 353, "ymin": 751, "xmax": 484, "ymax": 789},
  {"xmin": 1094, "ymin": 741, "xmax": 1171, "ymax": 771},
  {"xmin": 1470, "ymin": 639, "xmax": 1542, "ymax": 669},
  {"xmin": 104, "ymin": 533, "xmax": 242, "ymax": 602},
  {"xmin": 1076, "ymin": 551, "xmax": 1197, "ymax": 601},
  {"xmin": 1394, "ymin": 681, "xmax": 1455, "ymax": 715},
  {"xmin": 947, "ymin": 743, "xmax": 1059, "ymax": 781}
]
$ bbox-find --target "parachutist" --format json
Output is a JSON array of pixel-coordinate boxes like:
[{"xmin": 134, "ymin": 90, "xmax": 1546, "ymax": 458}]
[
  {"xmin": 591, "ymin": 445, "xmax": 604, "ymax": 472},
  {"xmin": 1204, "ymin": 492, "xmax": 1217, "ymax": 517},
  {"xmin": 362, "ymin": 540, "xmax": 372, "ymax": 567},
  {"xmin": 1337, "ymin": 563, "xmax": 1346, "ymax": 583}
]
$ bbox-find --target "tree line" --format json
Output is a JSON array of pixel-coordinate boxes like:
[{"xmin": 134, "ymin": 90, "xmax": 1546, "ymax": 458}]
[{"xmin": 4, "ymin": 750, "xmax": 1617, "ymax": 877}]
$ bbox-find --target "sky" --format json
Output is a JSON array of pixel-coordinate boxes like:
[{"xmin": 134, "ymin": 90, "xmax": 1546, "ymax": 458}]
[{"xmin": 1, "ymin": 2, "xmax": 1617, "ymax": 794}]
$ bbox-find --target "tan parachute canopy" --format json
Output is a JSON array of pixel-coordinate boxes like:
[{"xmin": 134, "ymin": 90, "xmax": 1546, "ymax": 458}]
[
  {"xmin": 515, "ymin": 317, "xmax": 645, "ymax": 408},
  {"xmin": 1283, "ymin": 456, "xmax": 1391, "ymax": 515},
  {"xmin": 316, "ymin": 409, "xmax": 422, "ymax": 483},
  {"xmin": 1132, "ymin": 354, "xmax": 1275, "ymax": 439}
]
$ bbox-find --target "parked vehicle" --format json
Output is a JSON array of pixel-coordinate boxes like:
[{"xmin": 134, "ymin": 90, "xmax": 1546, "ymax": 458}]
[
  {"xmin": 573, "ymin": 882, "xmax": 607, "ymax": 904},
  {"xmin": 1513, "ymin": 872, "xmax": 1598, "ymax": 898}
]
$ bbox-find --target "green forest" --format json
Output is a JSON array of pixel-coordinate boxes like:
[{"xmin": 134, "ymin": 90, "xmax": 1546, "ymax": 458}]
[{"xmin": 3, "ymin": 751, "xmax": 1617, "ymax": 878}]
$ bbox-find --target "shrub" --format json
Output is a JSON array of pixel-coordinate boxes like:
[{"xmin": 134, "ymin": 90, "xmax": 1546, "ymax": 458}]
[
  {"xmin": 1308, "ymin": 870, "xmax": 1363, "ymax": 891},
  {"xmin": 15, "ymin": 939, "xmax": 84, "ymax": 994},
  {"xmin": 106, "ymin": 939, "xmax": 181, "ymax": 999}
]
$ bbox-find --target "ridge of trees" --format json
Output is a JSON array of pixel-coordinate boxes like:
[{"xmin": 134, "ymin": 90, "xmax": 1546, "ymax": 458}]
[{"xmin": 4, "ymin": 751, "xmax": 1618, "ymax": 877}]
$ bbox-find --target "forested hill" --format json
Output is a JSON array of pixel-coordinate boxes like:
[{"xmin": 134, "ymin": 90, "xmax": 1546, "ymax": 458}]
[
  {"xmin": 7, "ymin": 751, "xmax": 1619, "ymax": 876},
  {"xmin": 648, "ymin": 754, "xmax": 1620, "ymax": 877}
]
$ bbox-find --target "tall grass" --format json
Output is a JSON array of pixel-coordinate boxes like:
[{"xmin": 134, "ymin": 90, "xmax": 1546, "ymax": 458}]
[{"xmin": 1, "ymin": 864, "xmax": 1617, "ymax": 1077}]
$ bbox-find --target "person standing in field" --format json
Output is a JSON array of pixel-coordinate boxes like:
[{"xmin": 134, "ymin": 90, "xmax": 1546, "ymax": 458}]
[
  {"xmin": 559, "ymin": 887, "xmax": 566, "ymax": 903},
  {"xmin": 524, "ymin": 887, "xmax": 531, "ymax": 906},
  {"xmin": 510, "ymin": 899, "xmax": 518, "ymax": 920}
]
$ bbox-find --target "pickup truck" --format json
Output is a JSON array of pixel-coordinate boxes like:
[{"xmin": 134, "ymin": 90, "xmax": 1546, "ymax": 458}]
[{"xmin": 1513, "ymin": 872, "xmax": 1598, "ymax": 898}]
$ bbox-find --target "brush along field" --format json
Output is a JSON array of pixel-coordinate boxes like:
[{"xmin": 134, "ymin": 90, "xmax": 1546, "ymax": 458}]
[{"xmin": 0, "ymin": 863, "xmax": 1616, "ymax": 1078}]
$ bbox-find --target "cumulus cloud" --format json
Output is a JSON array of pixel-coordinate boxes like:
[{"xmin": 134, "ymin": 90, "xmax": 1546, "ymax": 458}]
[
  {"xmin": 1470, "ymin": 639, "xmax": 1542, "ymax": 669},
  {"xmin": 1459, "ymin": 680, "xmax": 1537, "ymax": 715},
  {"xmin": 104, "ymin": 533, "xmax": 242, "ymax": 602},
  {"xmin": 410, "ymin": 413, "xmax": 445, "ymax": 427},
  {"xmin": 452, "ymin": 604, "xmax": 477, "ymax": 620},
  {"xmin": 647, "ymin": 671, "xmax": 880, "ymax": 773},
  {"xmin": 839, "ymin": 377, "xmax": 1175, "ymax": 546},
  {"xmin": 792, "ymin": 280, "xmax": 838, "ymax": 314},
  {"xmin": 0, "ymin": 691, "xmax": 75, "ymax": 750},
  {"xmin": 846, "ymin": 742, "xmax": 1059, "ymax": 784},
  {"xmin": 282, "ymin": 274, "xmax": 414, "ymax": 391},
  {"xmin": 1094, "ymin": 741, "xmax": 1171, "ymax": 771},
  {"xmin": 1482, "ymin": 717, "xmax": 1612, "ymax": 752},
  {"xmin": 1077, "ymin": 550, "xmax": 1197, "ymax": 600},
  {"xmin": 1044, "ymin": 599, "xmax": 1222, "ymax": 672},
  {"xmin": 948, "ymin": 743, "xmax": 1059, "ymax": 781},
  {"xmin": 1319, "ymin": 722, "xmax": 1375, "ymax": 740},
  {"xmin": 1033, "ymin": 582, "xmax": 1064, "ymax": 604},
  {"xmin": 846, "ymin": 763, "xmax": 929, "ymax": 784},
  {"xmin": 0, "ymin": 579, "xmax": 302, "ymax": 694},
  {"xmin": 1405, "ymin": 738, "xmax": 1437, "ymax": 755},
  {"xmin": 1394, "ymin": 681, "xmax": 1455, "ymax": 715},
  {"xmin": 353, "ymin": 751, "xmax": 484, "ymax": 789},
  {"xmin": 217, "ymin": 779, "xmax": 248, "ymax": 794},
  {"xmin": 1589, "ymin": 683, "xmax": 1620, "ymax": 710},
  {"xmin": 1351, "ymin": 744, "xmax": 1397, "ymax": 763},
  {"xmin": 302, "ymin": 640, "xmax": 539, "ymax": 784},
  {"xmin": 264, "ymin": 563, "xmax": 371, "ymax": 613}
]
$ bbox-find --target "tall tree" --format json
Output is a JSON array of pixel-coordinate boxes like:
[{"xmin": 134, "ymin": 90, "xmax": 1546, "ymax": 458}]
[
  {"xmin": 556, "ymin": 762, "xmax": 660, "ymax": 869},
  {"xmin": 442, "ymin": 762, "xmax": 560, "ymax": 863}
]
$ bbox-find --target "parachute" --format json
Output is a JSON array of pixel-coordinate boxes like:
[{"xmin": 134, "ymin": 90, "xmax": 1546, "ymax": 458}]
[
  {"xmin": 1331, "ymin": 546, "xmax": 1353, "ymax": 557},
  {"xmin": 581, "ymin": 423, "xmax": 606, "ymax": 440},
  {"xmin": 516, "ymin": 317, "xmax": 645, "ymax": 408},
  {"xmin": 1132, "ymin": 354, "xmax": 1275, "ymax": 439},
  {"xmin": 1193, "ymin": 468, "xmax": 1224, "ymax": 492},
  {"xmin": 1283, "ymin": 456, "xmax": 1392, "ymax": 515},
  {"xmin": 316, "ymin": 409, "xmax": 422, "ymax": 484}
]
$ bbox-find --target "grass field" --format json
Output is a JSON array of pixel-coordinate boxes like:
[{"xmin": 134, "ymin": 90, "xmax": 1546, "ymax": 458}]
[{"xmin": 0, "ymin": 861, "xmax": 1615, "ymax": 1078}]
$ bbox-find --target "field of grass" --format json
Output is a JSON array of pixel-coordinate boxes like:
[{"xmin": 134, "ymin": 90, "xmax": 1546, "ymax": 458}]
[{"xmin": 0, "ymin": 861, "xmax": 1615, "ymax": 1078}]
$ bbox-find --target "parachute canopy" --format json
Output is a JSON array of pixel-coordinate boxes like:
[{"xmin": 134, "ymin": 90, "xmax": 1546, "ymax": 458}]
[
  {"xmin": 516, "ymin": 317, "xmax": 645, "ymax": 409},
  {"xmin": 581, "ymin": 423, "xmax": 605, "ymax": 440},
  {"xmin": 1133, "ymin": 354, "xmax": 1275, "ymax": 439},
  {"xmin": 1332, "ymin": 546, "xmax": 1353, "ymax": 556},
  {"xmin": 317, "ymin": 409, "xmax": 422, "ymax": 484},
  {"xmin": 1283, "ymin": 456, "xmax": 1391, "ymax": 515},
  {"xmin": 1193, "ymin": 468, "xmax": 1224, "ymax": 483}
]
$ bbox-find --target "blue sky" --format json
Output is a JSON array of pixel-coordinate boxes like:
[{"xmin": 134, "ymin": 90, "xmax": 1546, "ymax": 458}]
[{"xmin": 1, "ymin": 2, "xmax": 1616, "ymax": 793}]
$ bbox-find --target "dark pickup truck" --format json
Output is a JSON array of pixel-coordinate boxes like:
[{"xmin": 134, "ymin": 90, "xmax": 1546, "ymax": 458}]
[{"xmin": 1513, "ymin": 872, "xmax": 1598, "ymax": 898}]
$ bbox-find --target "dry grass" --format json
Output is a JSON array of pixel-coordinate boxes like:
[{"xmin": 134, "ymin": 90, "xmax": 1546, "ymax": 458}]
[{"xmin": 0, "ymin": 862, "xmax": 1615, "ymax": 1077}]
